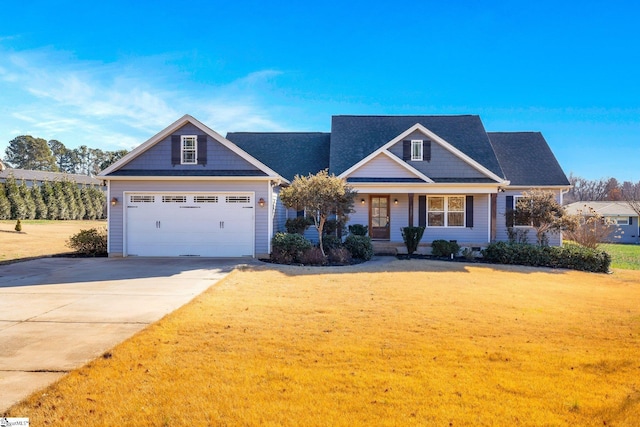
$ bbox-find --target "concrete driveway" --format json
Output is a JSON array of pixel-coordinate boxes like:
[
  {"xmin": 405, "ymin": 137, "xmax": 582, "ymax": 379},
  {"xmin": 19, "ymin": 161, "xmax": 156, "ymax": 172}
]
[{"xmin": 0, "ymin": 257, "xmax": 249, "ymax": 412}]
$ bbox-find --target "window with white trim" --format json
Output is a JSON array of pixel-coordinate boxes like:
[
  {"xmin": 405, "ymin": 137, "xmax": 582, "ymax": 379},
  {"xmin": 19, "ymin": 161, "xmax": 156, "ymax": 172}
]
[
  {"xmin": 513, "ymin": 195, "xmax": 532, "ymax": 227},
  {"xmin": 181, "ymin": 135, "xmax": 197, "ymax": 164},
  {"xmin": 612, "ymin": 216, "xmax": 630, "ymax": 225},
  {"xmin": 411, "ymin": 140, "xmax": 423, "ymax": 161},
  {"xmin": 427, "ymin": 196, "xmax": 465, "ymax": 227}
]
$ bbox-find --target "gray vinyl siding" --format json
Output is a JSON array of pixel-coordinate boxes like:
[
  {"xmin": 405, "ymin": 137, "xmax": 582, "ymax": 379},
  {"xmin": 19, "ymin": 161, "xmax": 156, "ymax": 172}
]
[
  {"xmin": 496, "ymin": 189, "xmax": 562, "ymax": 246},
  {"xmin": 604, "ymin": 218, "xmax": 640, "ymax": 244},
  {"xmin": 349, "ymin": 154, "xmax": 418, "ymax": 178},
  {"xmin": 272, "ymin": 187, "xmax": 287, "ymax": 234},
  {"xmin": 388, "ymin": 131, "xmax": 487, "ymax": 179},
  {"xmin": 107, "ymin": 179, "xmax": 269, "ymax": 256},
  {"xmin": 345, "ymin": 193, "xmax": 490, "ymax": 244},
  {"xmin": 121, "ymin": 124, "xmax": 259, "ymax": 172}
]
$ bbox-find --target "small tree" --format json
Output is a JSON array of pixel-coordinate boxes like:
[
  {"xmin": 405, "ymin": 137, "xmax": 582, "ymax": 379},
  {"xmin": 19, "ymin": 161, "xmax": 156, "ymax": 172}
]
[
  {"xmin": 401, "ymin": 226, "xmax": 425, "ymax": 255},
  {"xmin": 280, "ymin": 170, "xmax": 357, "ymax": 256},
  {"xmin": 511, "ymin": 190, "xmax": 578, "ymax": 246},
  {"xmin": 564, "ymin": 205, "xmax": 618, "ymax": 249},
  {"xmin": 0, "ymin": 183, "xmax": 11, "ymax": 219}
]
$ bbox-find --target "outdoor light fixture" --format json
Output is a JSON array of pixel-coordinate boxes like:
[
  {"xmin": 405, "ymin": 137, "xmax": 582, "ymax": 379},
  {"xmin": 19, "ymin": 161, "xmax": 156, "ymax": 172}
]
[
  {"xmin": 394, "ymin": 198, "xmax": 398, "ymax": 205},
  {"xmin": 258, "ymin": 197, "xmax": 265, "ymax": 207},
  {"xmin": 110, "ymin": 197, "xmax": 118, "ymax": 206},
  {"xmin": 361, "ymin": 198, "xmax": 365, "ymax": 205}
]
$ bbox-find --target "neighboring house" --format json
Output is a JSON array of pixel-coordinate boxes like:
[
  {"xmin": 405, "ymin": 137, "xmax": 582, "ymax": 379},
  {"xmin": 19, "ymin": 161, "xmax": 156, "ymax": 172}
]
[
  {"xmin": 99, "ymin": 114, "xmax": 570, "ymax": 258},
  {"xmin": 0, "ymin": 167, "xmax": 104, "ymax": 188},
  {"xmin": 565, "ymin": 201, "xmax": 640, "ymax": 244}
]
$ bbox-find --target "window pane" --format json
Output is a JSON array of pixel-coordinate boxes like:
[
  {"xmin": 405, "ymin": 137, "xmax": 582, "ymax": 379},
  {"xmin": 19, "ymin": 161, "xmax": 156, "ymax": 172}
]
[
  {"xmin": 372, "ymin": 218, "xmax": 381, "ymax": 227},
  {"xmin": 448, "ymin": 212, "xmax": 464, "ymax": 227},
  {"xmin": 428, "ymin": 212, "xmax": 444, "ymax": 226},
  {"xmin": 379, "ymin": 198, "xmax": 387, "ymax": 208},
  {"xmin": 428, "ymin": 197, "xmax": 444, "ymax": 211},
  {"xmin": 412, "ymin": 141, "xmax": 422, "ymax": 160},
  {"xmin": 448, "ymin": 196, "xmax": 464, "ymax": 211}
]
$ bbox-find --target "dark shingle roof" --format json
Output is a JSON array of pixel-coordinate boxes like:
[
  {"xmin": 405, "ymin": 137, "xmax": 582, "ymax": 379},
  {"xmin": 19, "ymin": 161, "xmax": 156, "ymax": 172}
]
[
  {"xmin": 329, "ymin": 115, "xmax": 505, "ymax": 178},
  {"xmin": 226, "ymin": 132, "xmax": 330, "ymax": 181},
  {"xmin": 488, "ymin": 132, "xmax": 570, "ymax": 186}
]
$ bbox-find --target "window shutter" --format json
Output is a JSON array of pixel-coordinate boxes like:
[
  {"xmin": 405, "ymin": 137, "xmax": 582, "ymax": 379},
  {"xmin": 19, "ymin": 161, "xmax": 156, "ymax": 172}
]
[
  {"xmin": 424, "ymin": 141, "xmax": 431, "ymax": 162},
  {"xmin": 403, "ymin": 140, "xmax": 411, "ymax": 161},
  {"xmin": 629, "ymin": 217, "xmax": 633, "ymax": 225},
  {"xmin": 466, "ymin": 195, "xmax": 474, "ymax": 228},
  {"xmin": 197, "ymin": 135, "xmax": 207, "ymax": 165},
  {"xmin": 505, "ymin": 195, "xmax": 514, "ymax": 227},
  {"xmin": 296, "ymin": 210, "xmax": 305, "ymax": 218},
  {"xmin": 418, "ymin": 196, "xmax": 426, "ymax": 227},
  {"xmin": 171, "ymin": 135, "xmax": 180, "ymax": 165}
]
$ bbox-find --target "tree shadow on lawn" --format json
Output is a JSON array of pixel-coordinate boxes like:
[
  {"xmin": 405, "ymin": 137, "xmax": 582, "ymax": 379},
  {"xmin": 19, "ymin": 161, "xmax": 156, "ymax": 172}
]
[{"xmin": 256, "ymin": 256, "xmax": 572, "ymax": 277}]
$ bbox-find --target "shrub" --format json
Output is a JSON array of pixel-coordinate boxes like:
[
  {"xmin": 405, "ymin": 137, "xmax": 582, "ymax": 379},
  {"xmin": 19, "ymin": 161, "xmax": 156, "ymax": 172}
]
[
  {"xmin": 344, "ymin": 235, "xmax": 373, "ymax": 261},
  {"xmin": 431, "ymin": 240, "xmax": 460, "ymax": 258},
  {"xmin": 299, "ymin": 247, "xmax": 327, "ymax": 266},
  {"xmin": 401, "ymin": 226, "xmax": 425, "ymax": 255},
  {"xmin": 348, "ymin": 224, "xmax": 368, "ymax": 236},
  {"xmin": 328, "ymin": 247, "xmax": 352, "ymax": 264},
  {"xmin": 322, "ymin": 235, "xmax": 343, "ymax": 251},
  {"xmin": 0, "ymin": 184, "xmax": 10, "ymax": 219},
  {"xmin": 67, "ymin": 228, "xmax": 108, "ymax": 256},
  {"xmin": 15, "ymin": 219, "xmax": 22, "ymax": 232},
  {"xmin": 270, "ymin": 232, "xmax": 312, "ymax": 264},
  {"xmin": 285, "ymin": 217, "xmax": 312, "ymax": 234},
  {"xmin": 481, "ymin": 241, "xmax": 610, "ymax": 273}
]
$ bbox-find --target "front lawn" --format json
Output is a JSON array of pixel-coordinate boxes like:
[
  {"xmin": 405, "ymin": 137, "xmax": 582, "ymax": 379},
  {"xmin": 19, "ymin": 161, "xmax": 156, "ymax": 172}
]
[
  {"xmin": 0, "ymin": 220, "xmax": 106, "ymax": 262},
  {"xmin": 5, "ymin": 260, "xmax": 640, "ymax": 426},
  {"xmin": 600, "ymin": 243, "xmax": 640, "ymax": 270}
]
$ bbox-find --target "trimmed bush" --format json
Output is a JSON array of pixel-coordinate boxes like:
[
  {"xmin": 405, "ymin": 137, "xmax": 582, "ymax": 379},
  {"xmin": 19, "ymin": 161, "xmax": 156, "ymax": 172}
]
[
  {"xmin": 328, "ymin": 247, "xmax": 352, "ymax": 264},
  {"xmin": 401, "ymin": 226, "xmax": 425, "ymax": 255},
  {"xmin": 348, "ymin": 224, "xmax": 368, "ymax": 236},
  {"xmin": 270, "ymin": 232, "xmax": 312, "ymax": 264},
  {"xmin": 299, "ymin": 247, "xmax": 327, "ymax": 266},
  {"xmin": 431, "ymin": 240, "xmax": 460, "ymax": 258},
  {"xmin": 15, "ymin": 219, "xmax": 22, "ymax": 232},
  {"xmin": 344, "ymin": 235, "xmax": 373, "ymax": 261},
  {"xmin": 67, "ymin": 228, "xmax": 108, "ymax": 256},
  {"xmin": 285, "ymin": 217, "xmax": 312, "ymax": 234},
  {"xmin": 322, "ymin": 235, "xmax": 343, "ymax": 252},
  {"xmin": 481, "ymin": 241, "xmax": 611, "ymax": 273}
]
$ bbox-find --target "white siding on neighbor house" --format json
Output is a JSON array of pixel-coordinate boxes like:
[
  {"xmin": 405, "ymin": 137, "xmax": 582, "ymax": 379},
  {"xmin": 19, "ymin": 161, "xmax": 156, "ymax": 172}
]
[
  {"xmin": 121, "ymin": 123, "xmax": 260, "ymax": 172},
  {"xmin": 388, "ymin": 131, "xmax": 487, "ymax": 179},
  {"xmin": 348, "ymin": 154, "xmax": 419, "ymax": 179},
  {"xmin": 108, "ymin": 180, "xmax": 271, "ymax": 257},
  {"xmin": 496, "ymin": 189, "xmax": 562, "ymax": 246}
]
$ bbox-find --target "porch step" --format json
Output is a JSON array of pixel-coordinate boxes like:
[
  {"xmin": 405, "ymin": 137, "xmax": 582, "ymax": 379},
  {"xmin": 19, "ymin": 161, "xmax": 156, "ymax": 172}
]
[{"xmin": 371, "ymin": 241, "xmax": 402, "ymax": 256}]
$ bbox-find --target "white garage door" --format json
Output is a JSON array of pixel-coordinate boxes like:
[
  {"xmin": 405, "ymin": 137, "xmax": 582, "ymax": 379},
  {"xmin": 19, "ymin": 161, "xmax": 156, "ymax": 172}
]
[{"xmin": 125, "ymin": 192, "xmax": 254, "ymax": 257}]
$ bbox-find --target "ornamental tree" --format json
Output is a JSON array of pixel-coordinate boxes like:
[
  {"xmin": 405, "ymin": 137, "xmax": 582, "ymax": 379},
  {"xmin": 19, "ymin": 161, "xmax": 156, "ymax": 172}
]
[
  {"xmin": 511, "ymin": 189, "xmax": 578, "ymax": 246},
  {"xmin": 279, "ymin": 170, "xmax": 357, "ymax": 256}
]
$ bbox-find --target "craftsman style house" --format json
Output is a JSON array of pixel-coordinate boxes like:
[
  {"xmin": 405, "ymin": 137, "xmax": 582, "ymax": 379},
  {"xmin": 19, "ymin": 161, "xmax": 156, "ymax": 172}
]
[{"xmin": 100, "ymin": 114, "xmax": 570, "ymax": 257}]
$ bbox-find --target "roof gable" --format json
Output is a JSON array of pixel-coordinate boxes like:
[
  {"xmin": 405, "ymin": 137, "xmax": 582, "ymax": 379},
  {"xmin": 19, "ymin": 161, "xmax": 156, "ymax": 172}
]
[
  {"xmin": 100, "ymin": 115, "xmax": 284, "ymax": 180},
  {"xmin": 488, "ymin": 132, "xmax": 570, "ymax": 186},
  {"xmin": 330, "ymin": 115, "xmax": 505, "ymax": 179},
  {"xmin": 346, "ymin": 151, "xmax": 433, "ymax": 182}
]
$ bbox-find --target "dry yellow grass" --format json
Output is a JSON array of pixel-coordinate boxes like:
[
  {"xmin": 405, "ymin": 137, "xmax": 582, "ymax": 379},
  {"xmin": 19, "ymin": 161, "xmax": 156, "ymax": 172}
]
[
  {"xmin": 0, "ymin": 220, "xmax": 105, "ymax": 262},
  {"xmin": 5, "ymin": 259, "xmax": 640, "ymax": 426}
]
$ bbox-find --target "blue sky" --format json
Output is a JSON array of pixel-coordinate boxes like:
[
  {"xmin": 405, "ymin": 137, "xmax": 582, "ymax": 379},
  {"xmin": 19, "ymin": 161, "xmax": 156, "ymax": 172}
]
[{"xmin": 1, "ymin": 0, "xmax": 638, "ymax": 181}]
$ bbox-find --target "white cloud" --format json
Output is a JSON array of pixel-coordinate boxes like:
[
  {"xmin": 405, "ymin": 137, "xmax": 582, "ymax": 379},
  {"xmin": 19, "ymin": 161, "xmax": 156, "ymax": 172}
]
[{"xmin": 0, "ymin": 47, "xmax": 290, "ymax": 154}]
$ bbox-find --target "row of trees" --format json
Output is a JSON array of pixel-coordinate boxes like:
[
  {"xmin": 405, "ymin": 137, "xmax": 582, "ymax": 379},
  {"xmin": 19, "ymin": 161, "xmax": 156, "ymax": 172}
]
[
  {"xmin": 565, "ymin": 174, "xmax": 640, "ymax": 204},
  {"xmin": 0, "ymin": 176, "xmax": 106, "ymax": 220},
  {"xmin": 3, "ymin": 135, "xmax": 128, "ymax": 175}
]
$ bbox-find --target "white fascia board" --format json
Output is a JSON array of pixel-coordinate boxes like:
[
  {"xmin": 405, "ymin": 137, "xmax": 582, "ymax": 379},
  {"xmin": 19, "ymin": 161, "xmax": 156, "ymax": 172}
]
[
  {"xmin": 339, "ymin": 123, "xmax": 507, "ymax": 184},
  {"xmin": 101, "ymin": 175, "xmax": 277, "ymax": 182},
  {"xmin": 349, "ymin": 182, "xmax": 502, "ymax": 194},
  {"xmin": 99, "ymin": 114, "xmax": 289, "ymax": 184}
]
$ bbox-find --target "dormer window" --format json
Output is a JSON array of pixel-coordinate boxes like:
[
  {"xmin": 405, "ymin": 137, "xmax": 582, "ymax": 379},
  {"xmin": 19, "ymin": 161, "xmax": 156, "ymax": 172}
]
[
  {"xmin": 181, "ymin": 135, "xmax": 197, "ymax": 164},
  {"xmin": 411, "ymin": 140, "xmax": 423, "ymax": 161}
]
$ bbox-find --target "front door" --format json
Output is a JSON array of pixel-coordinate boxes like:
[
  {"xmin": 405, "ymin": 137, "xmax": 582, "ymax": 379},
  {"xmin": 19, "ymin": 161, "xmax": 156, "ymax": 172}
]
[{"xmin": 370, "ymin": 195, "xmax": 390, "ymax": 240}]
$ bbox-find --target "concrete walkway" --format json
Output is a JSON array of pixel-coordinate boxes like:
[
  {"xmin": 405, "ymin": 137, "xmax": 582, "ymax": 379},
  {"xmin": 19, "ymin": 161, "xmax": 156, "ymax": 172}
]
[{"xmin": 0, "ymin": 257, "xmax": 249, "ymax": 412}]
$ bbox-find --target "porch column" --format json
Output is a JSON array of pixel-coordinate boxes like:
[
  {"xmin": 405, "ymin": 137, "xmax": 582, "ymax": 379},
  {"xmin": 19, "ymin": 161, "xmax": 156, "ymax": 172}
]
[
  {"xmin": 490, "ymin": 193, "xmax": 497, "ymax": 241},
  {"xmin": 408, "ymin": 193, "xmax": 414, "ymax": 226}
]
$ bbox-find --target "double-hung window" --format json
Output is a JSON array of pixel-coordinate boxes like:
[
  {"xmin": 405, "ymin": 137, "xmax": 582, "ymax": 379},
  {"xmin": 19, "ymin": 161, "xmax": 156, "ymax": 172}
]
[
  {"xmin": 411, "ymin": 140, "xmax": 423, "ymax": 161},
  {"xmin": 181, "ymin": 135, "xmax": 197, "ymax": 164},
  {"xmin": 428, "ymin": 196, "xmax": 465, "ymax": 227}
]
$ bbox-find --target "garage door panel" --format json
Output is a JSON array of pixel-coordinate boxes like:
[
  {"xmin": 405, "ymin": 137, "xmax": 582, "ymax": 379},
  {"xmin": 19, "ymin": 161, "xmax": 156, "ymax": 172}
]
[{"xmin": 125, "ymin": 192, "xmax": 254, "ymax": 257}]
